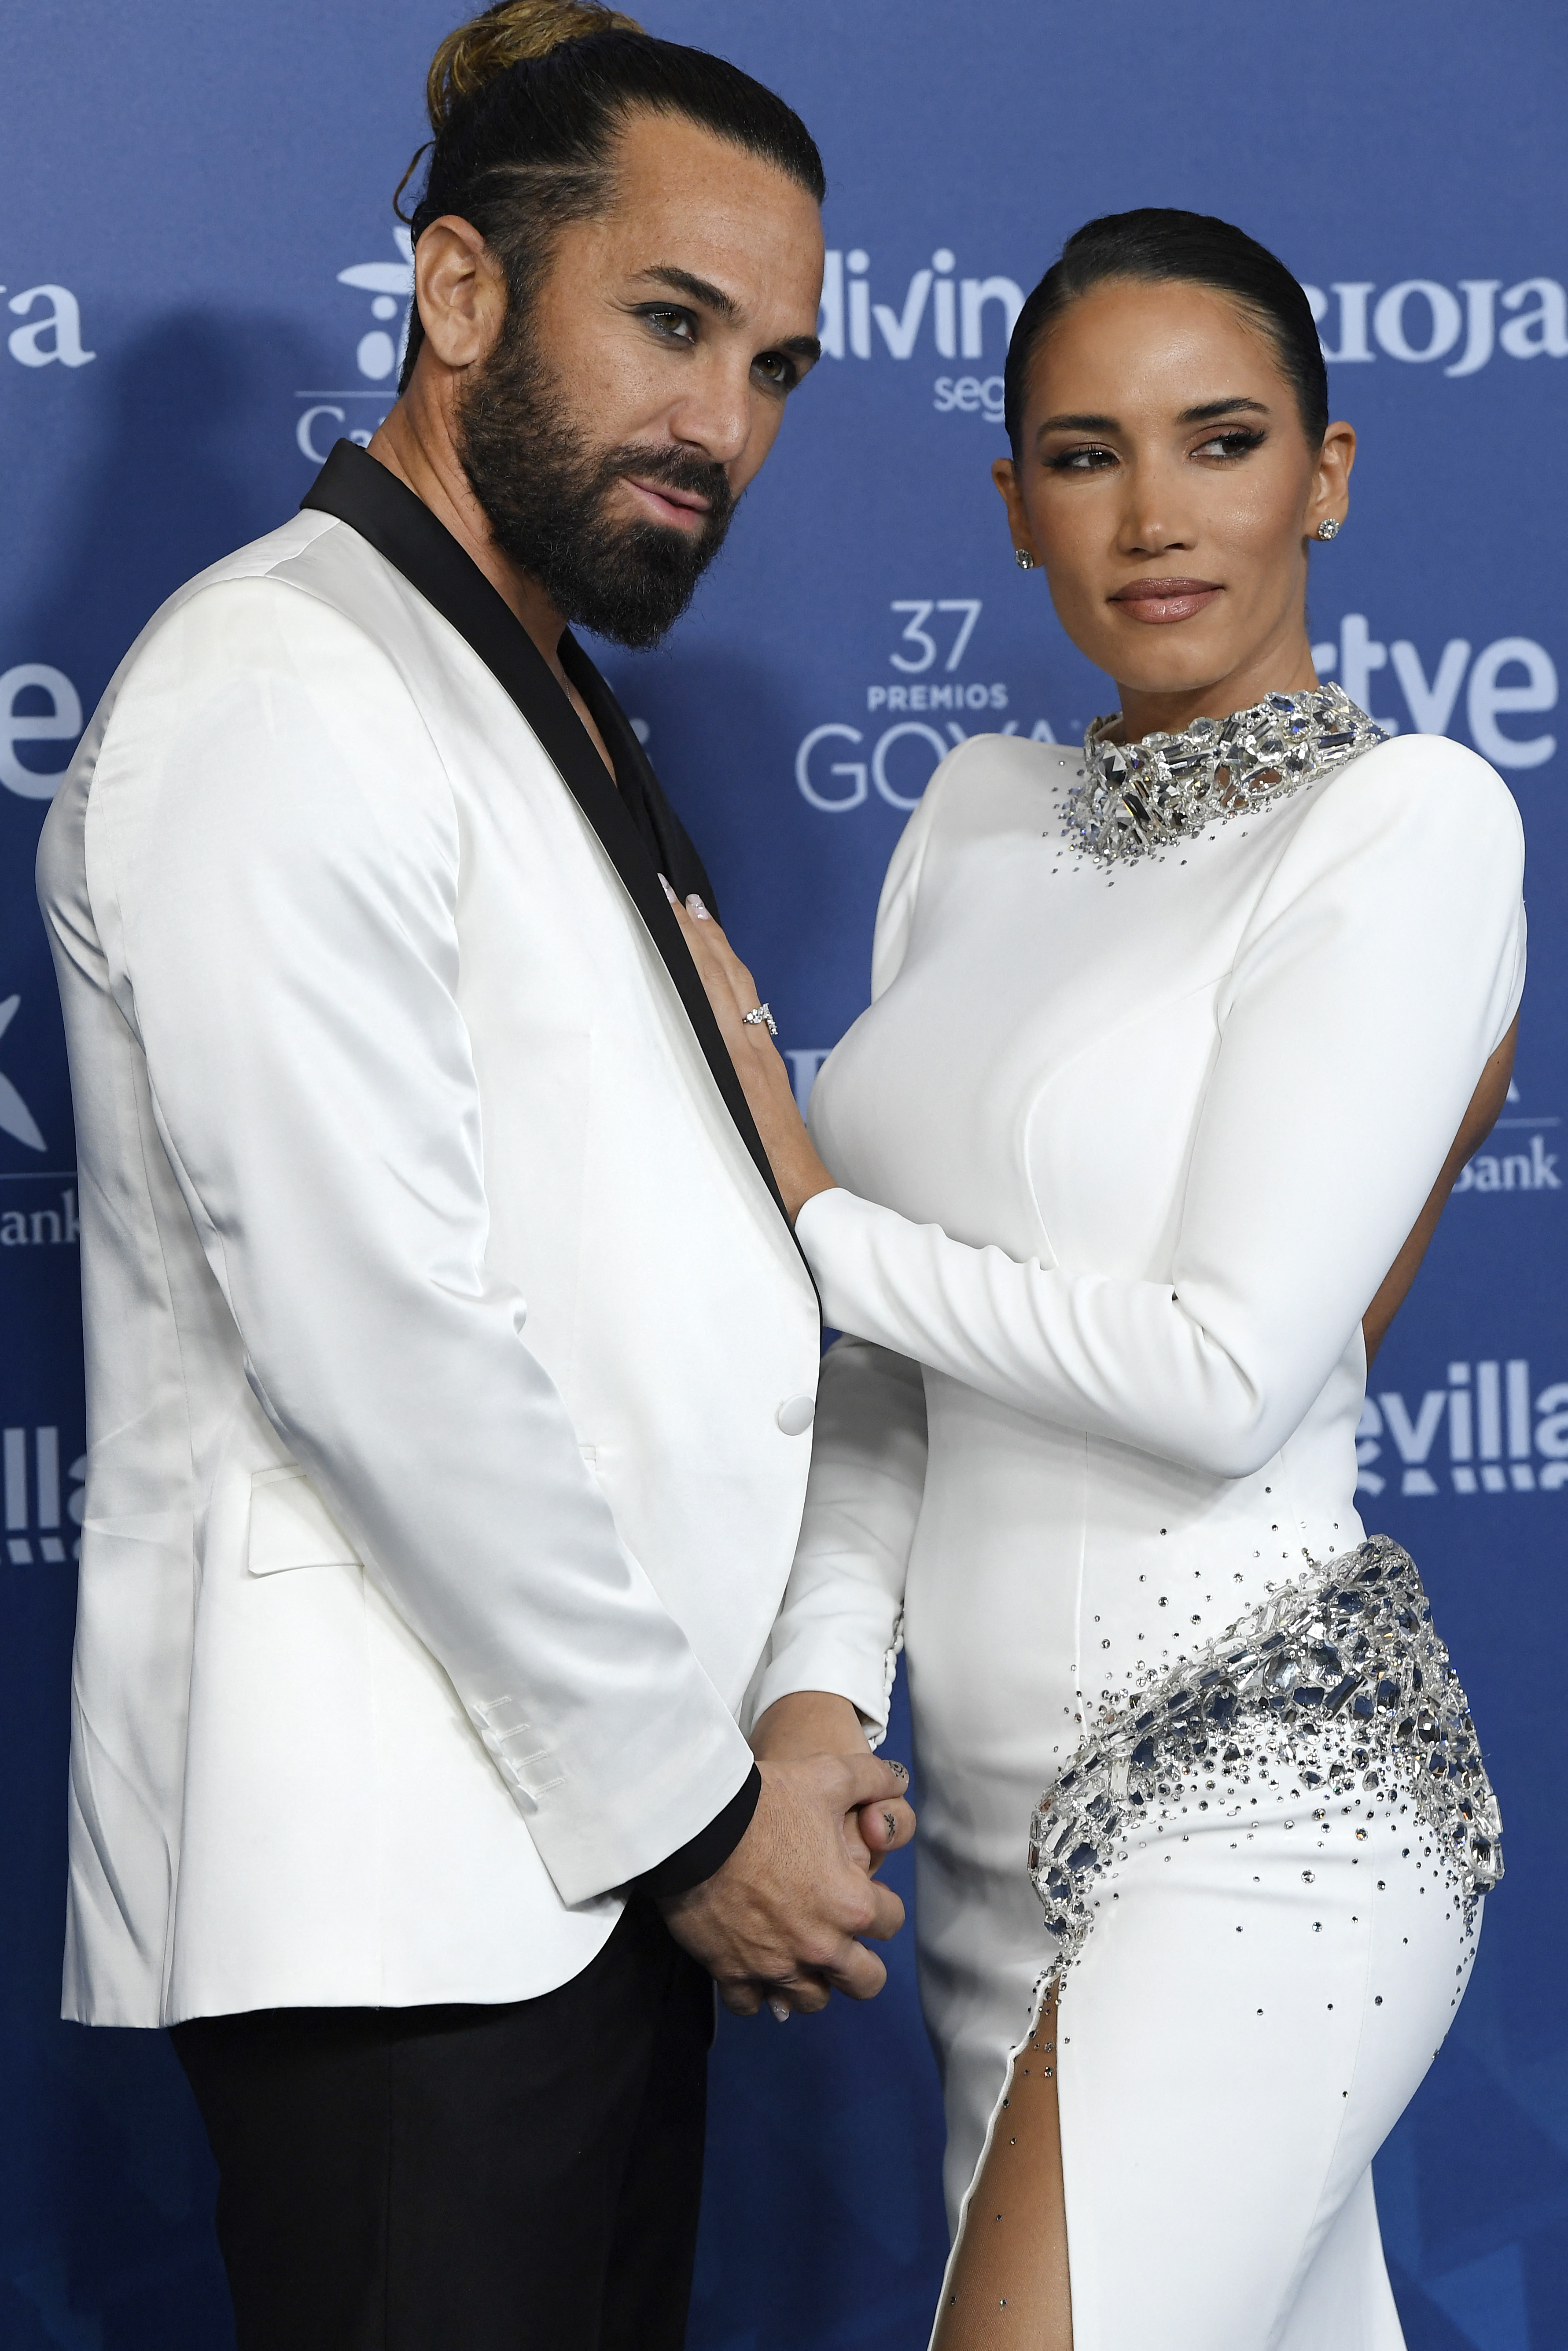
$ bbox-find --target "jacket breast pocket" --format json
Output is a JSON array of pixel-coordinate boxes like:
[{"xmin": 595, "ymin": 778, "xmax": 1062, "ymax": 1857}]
[{"xmin": 246, "ymin": 1465, "xmax": 363, "ymax": 1576}]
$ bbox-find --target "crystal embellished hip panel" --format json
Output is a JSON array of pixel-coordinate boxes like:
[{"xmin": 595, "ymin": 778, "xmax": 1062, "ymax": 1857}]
[{"xmin": 1027, "ymin": 1536, "xmax": 1502, "ymax": 1984}]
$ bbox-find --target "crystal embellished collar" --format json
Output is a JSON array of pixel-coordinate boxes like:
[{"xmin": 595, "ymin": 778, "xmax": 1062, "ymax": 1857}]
[{"xmin": 1063, "ymin": 683, "xmax": 1385, "ymax": 868}]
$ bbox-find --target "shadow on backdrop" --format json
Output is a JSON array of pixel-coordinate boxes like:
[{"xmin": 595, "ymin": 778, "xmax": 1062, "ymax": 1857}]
[
  {"xmin": 0, "ymin": 304, "xmax": 319, "ymax": 2351},
  {"xmin": 22, "ymin": 309, "xmax": 319, "ymax": 717}
]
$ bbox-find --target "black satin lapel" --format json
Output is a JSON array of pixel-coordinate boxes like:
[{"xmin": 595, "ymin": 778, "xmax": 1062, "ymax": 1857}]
[
  {"xmin": 301, "ymin": 441, "xmax": 793, "ymax": 1233},
  {"xmin": 557, "ymin": 634, "xmax": 715, "ymax": 913}
]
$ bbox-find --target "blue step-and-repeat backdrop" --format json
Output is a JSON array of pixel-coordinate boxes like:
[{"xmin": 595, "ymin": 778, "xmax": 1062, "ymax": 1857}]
[{"xmin": 2, "ymin": 4, "xmax": 1565, "ymax": 2344}]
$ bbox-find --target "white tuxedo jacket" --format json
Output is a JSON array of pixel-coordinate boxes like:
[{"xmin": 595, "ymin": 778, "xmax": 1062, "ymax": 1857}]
[{"xmin": 37, "ymin": 442, "xmax": 821, "ymax": 2028}]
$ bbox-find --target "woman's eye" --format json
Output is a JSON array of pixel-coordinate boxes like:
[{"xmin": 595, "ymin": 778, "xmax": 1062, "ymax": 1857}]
[
  {"xmin": 1049, "ymin": 445, "xmax": 1117, "ymax": 473},
  {"xmin": 1195, "ymin": 429, "xmax": 1265, "ymax": 460}
]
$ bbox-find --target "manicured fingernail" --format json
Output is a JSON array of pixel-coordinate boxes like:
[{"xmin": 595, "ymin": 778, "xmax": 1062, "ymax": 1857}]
[
  {"xmin": 658, "ymin": 873, "xmax": 677, "ymax": 903},
  {"xmin": 769, "ymin": 1997, "xmax": 791, "ymax": 2023},
  {"xmin": 687, "ymin": 894, "xmax": 711, "ymax": 920},
  {"xmin": 888, "ymin": 1761, "xmax": 909, "ymax": 1783},
  {"xmin": 883, "ymin": 1811, "xmax": 898, "ymax": 1840}
]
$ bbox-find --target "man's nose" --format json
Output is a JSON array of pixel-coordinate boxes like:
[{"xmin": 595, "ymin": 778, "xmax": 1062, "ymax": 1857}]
[{"xmin": 670, "ymin": 362, "xmax": 753, "ymax": 468}]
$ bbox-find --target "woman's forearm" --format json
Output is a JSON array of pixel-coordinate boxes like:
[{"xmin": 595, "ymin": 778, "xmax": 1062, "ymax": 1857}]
[{"xmin": 752, "ymin": 1689, "xmax": 869, "ymax": 1761}]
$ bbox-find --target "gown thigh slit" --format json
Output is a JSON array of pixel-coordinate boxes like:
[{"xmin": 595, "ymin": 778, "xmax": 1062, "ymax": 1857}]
[{"xmin": 933, "ymin": 1988, "xmax": 1073, "ymax": 2351}]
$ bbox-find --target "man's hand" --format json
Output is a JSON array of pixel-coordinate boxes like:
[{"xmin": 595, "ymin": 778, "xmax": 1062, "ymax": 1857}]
[
  {"xmin": 751, "ymin": 1688, "xmax": 914, "ymax": 1876},
  {"xmin": 660, "ymin": 1751, "xmax": 912, "ymax": 2017}
]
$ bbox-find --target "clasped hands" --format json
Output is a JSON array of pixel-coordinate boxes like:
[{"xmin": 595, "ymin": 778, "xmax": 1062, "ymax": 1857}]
[{"xmin": 661, "ymin": 1692, "xmax": 917, "ymax": 2019}]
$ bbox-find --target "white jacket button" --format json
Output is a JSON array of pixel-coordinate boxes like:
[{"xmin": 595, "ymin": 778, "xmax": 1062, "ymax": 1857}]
[{"xmin": 776, "ymin": 1394, "xmax": 816, "ymax": 1437}]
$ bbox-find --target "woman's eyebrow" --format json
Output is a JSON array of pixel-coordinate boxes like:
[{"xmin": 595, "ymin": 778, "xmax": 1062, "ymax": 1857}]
[
  {"xmin": 1034, "ymin": 394, "xmax": 1274, "ymax": 442},
  {"xmin": 1177, "ymin": 396, "xmax": 1271, "ymax": 423}
]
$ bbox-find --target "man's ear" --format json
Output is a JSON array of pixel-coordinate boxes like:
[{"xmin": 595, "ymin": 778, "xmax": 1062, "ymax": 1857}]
[{"xmin": 412, "ymin": 215, "xmax": 507, "ymax": 373}]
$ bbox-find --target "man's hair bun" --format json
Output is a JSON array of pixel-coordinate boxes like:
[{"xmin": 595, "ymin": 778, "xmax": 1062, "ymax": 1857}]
[
  {"xmin": 397, "ymin": 0, "xmax": 823, "ymax": 392},
  {"xmin": 427, "ymin": 1, "xmax": 645, "ymax": 133}
]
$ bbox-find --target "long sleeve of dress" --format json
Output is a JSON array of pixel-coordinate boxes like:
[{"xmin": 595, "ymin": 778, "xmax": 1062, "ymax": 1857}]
[
  {"xmin": 75, "ymin": 577, "xmax": 753, "ymax": 1906},
  {"xmin": 750, "ymin": 1336, "xmax": 928, "ymax": 1744},
  {"xmin": 796, "ymin": 737, "xmax": 1526, "ymax": 1481}
]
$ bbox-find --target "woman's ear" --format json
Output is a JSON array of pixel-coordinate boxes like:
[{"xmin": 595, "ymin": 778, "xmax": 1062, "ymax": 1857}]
[
  {"xmin": 992, "ymin": 457, "xmax": 1039, "ymax": 566},
  {"xmin": 1307, "ymin": 420, "xmax": 1357, "ymax": 538}
]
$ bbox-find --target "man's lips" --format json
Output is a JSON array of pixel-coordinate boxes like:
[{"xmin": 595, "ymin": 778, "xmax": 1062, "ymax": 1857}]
[
  {"xmin": 622, "ymin": 475, "xmax": 713, "ymax": 531},
  {"xmin": 1108, "ymin": 577, "xmax": 1223, "ymax": 625}
]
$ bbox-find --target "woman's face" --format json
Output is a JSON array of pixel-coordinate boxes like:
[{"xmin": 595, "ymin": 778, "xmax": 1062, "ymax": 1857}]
[{"xmin": 994, "ymin": 277, "xmax": 1355, "ymax": 729}]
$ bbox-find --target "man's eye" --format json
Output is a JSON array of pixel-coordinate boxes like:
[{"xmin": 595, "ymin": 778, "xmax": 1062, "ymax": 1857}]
[
  {"xmin": 643, "ymin": 306, "xmax": 696, "ymax": 343},
  {"xmin": 753, "ymin": 350, "xmax": 798, "ymax": 391}
]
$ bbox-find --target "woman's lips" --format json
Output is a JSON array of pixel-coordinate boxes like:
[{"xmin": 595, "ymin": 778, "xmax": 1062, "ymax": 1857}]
[{"xmin": 1109, "ymin": 578, "xmax": 1222, "ymax": 625}]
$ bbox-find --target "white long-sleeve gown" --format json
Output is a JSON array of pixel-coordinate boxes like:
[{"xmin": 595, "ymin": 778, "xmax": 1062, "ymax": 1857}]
[{"xmin": 755, "ymin": 728, "xmax": 1523, "ymax": 2348}]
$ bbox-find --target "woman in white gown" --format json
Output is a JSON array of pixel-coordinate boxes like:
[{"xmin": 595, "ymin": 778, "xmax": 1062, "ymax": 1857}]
[{"xmin": 669, "ymin": 209, "xmax": 1521, "ymax": 2347}]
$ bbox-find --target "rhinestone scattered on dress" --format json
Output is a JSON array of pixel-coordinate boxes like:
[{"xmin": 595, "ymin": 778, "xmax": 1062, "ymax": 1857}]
[
  {"xmin": 1062, "ymin": 684, "xmax": 1386, "ymax": 869},
  {"xmin": 1027, "ymin": 1537, "xmax": 1501, "ymax": 1988}
]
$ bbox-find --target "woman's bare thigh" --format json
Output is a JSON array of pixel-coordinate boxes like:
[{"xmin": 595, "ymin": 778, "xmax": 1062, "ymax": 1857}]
[{"xmin": 931, "ymin": 1988, "xmax": 1072, "ymax": 2350}]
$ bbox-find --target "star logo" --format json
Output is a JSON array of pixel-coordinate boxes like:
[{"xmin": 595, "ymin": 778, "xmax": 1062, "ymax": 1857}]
[
  {"xmin": 0, "ymin": 995, "xmax": 46, "ymax": 1152},
  {"xmin": 338, "ymin": 228, "xmax": 415, "ymax": 384}
]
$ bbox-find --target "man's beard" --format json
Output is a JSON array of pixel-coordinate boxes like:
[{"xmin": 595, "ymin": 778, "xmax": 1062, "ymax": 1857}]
[{"xmin": 455, "ymin": 305, "xmax": 736, "ymax": 650}]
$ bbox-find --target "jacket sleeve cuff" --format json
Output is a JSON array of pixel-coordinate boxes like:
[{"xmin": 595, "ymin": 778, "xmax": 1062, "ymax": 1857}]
[{"xmin": 636, "ymin": 1763, "xmax": 762, "ymax": 1899}]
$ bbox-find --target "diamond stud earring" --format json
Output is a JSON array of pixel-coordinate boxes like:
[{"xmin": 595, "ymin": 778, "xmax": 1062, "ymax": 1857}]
[
  {"xmin": 1316, "ymin": 518, "xmax": 1340, "ymax": 542},
  {"xmin": 1014, "ymin": 547, "xmax": 1036, "ymax": 570}
]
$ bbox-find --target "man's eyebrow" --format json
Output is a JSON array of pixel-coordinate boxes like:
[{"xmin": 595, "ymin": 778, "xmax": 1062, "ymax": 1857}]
[
  {"xmin": 635, "ymin": 265, "xmax": 742, "ymax": 323},
  {"xmin": 1036, "ymin": 411, "xmax": 1118, "ymax": 436},
  {"xmin": 633, "ymin": 265, "xmax": 820, "ymax": 369}
]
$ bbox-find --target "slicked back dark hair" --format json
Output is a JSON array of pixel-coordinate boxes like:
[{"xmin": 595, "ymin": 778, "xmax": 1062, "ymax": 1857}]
[
  {"xmin": 397, "ymin": 2, "xmax": 825, "ymax": 390},
  {"xmin": 1003, "ymin": 207, "xmax": 1328, "ymax": 461}
]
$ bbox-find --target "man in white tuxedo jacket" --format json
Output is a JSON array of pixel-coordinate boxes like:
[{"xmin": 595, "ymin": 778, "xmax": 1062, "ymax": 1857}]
[{"xmin": 36, "ymin": 7, "xmax": 910, "ymax": 2344}]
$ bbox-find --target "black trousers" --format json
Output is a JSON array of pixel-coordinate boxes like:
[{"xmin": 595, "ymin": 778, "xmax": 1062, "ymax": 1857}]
[{"xmin": 172, "ymin": 1900, "xmax": 711, "ymax": 2351}]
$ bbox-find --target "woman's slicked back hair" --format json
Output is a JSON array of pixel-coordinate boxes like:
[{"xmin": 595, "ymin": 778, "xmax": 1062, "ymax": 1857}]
[{"xmin": 1002, "ymin": 208, "xmax": 1329, "ymax": 461}]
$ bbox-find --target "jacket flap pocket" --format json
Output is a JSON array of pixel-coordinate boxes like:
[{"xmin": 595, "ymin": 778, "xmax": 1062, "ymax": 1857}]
[{"xmin": 247, "ymin": 1467, "xmax": 362, "ymax": 1576}]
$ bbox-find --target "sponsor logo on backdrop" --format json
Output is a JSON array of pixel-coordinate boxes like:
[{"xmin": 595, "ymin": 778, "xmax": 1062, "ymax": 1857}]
[
  {"xmin": 295, "ymin": 230, "xmax": 414, "ymax": 462},
  {"xmin": 1454, "ymin": 1080, "xmax": 1559, "ymax": 1194},
  {"xmin": 797, "ymin": 596, "xmax": 1061, "ymax": 814},
  {"xmin": 819, "ymin": 255, "xmax": 1567, "ymax": 405},
  {"xmin": 1307, "ymin": 279, "xmax": 1568, "ymax": 375},
  {"xmin": 0, "ymin": 1190, "xmax": 77, "ymax": 1248},
  {"xmin": 0, "ymin": 994, "xmax": 48, "ymax": 1155},
  {"xmin": 0, "ymin": 993, "xmax": 79, "ymax": 1245},
  {"xmin": 818, "ymin": 248, "xmax": 1019, "ymax": 426},
  {"xmin": 1310, "ymin": 615, "xmax": 1557, "ymax": 769},
  {"xmin": 0, "ymin": 663, "xmax": 82, "ymax": 800},
  {"xmin": 0, "ymin": 280, "xmax": 94, "ymax": 369},
  {"xmin": 2, "ymin": 1427, "xmax": 84, "ymax": 1565},
  {"xmin": 783, "ymin": 1051, "xmax": 830, "ymax": 1113},
  {"xmin": 1358, "ymin": 1360, "xmax": 1568, "ymax": 1500}
]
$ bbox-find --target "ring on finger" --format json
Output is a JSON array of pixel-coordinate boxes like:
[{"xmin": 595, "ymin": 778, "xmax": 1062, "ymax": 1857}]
[{"xmin": 741, "ymin": 1003, "xmax": 778, "ymax": 1035}]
